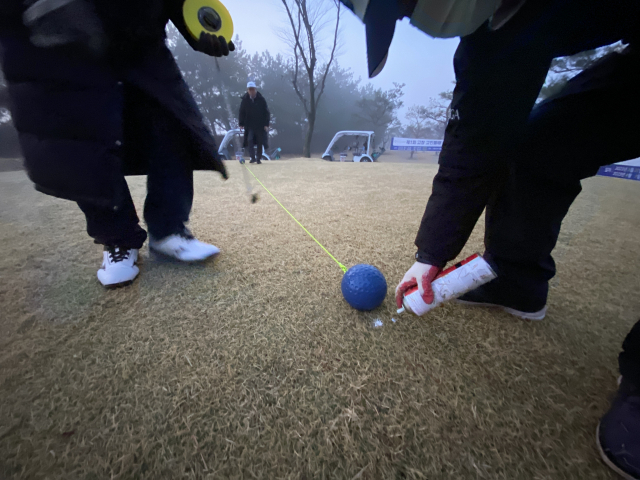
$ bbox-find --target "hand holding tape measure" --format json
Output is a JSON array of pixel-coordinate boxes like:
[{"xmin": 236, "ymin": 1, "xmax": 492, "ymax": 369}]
[{"xmin": 183, "ymin": 0, "xmax": 235, "ymax": 57}]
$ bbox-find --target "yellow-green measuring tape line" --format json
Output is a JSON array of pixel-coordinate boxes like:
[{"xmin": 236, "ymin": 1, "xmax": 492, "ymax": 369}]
[{"xmin": 244, "ymin": 165, "xmax": 348, "ymax": 274}]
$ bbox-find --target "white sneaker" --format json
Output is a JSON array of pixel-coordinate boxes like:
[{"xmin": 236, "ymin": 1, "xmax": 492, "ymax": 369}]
[
  {"xmin": 149, "ymin": 232, "xmax": 220, "ymax": 262},
  {"xmin": 97, "ymin": 246, "xmax": 139, "ymax": 287}
]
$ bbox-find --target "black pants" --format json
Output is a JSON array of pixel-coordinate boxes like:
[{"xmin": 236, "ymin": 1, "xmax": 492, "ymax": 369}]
[
  {"xmin": 245, "ymin": 128, "xmax": 267, "ymax": 163},
  {"xmin": 444, "ymin": 1, "xmax": 640, "ymax": 378},
  {"xmin": 483, "ymin": 46, "xmax": 640, "ymax": 306},
  {"xmin": 416, "ymin": 0, "xmax": 640, "ymax": 274},
  {"xmin": 77, "ymin": 95, "xmax": 194, "ymax": 249},
  {"xmin": 480, "ymin": 47, "xmax": 640, "ymax": 382},
  {"xmin": 77, "ymin": 168, "xmax": 193, "ymax": 249},
  {"xmin": 621, "ymin": 320, "xmax": 640, "ymax": 386},
  {"xmin": 439, "ymin": 0, "xmax": 640, "ymax": 305}
]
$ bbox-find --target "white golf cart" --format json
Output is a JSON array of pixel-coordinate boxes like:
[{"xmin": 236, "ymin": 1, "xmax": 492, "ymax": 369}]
[
  {"xmin": 218, "ymin": 128, "xmax": 272, "ymax": 161},
  {"xmin": 322, "ymin": 131, "xmax": 380, "ymax": 162}
]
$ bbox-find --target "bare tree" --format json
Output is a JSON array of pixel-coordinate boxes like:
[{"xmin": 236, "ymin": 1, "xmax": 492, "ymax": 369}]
[
  {"xmin": 404, "ymin": 91, "xmax": 452, "ymax": 158},
  {"xmin": 354, "ymin": 83, "xmax": 404, "ymax": 146},
  {"xmin": 280, "ymin": 0, "xmax": 340, "ymax": 157},
  {"xmin": 404, "ymin": 106, "xmax": 432, "ymax": 159},
  {"xmin": 405, "ymin": 92, "xmax": 451, "ymax": 135}
]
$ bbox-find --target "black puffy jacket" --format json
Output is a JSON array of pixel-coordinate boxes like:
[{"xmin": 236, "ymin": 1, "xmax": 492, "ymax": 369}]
[
  {"xmin": 0, "ymin": 0, "xmax": 226, "ymax": 209},
  {"xmin": 238, "ymin": 91, "xmax": 270, "ymax": 131}
]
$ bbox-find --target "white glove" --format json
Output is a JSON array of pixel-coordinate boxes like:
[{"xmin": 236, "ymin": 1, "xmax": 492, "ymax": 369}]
[{"xmin": 395, "ymin": 261, "xmax": 441, "ymax": 308}]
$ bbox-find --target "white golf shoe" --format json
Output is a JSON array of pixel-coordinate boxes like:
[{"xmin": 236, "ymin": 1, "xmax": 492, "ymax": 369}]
[
  {"xmin": 149, "ymin": 232, "xmax": 220, "ymax": 262},
  {"xmin": 97, "ymin": 246, "xmax": 139, "ymax": 287}
]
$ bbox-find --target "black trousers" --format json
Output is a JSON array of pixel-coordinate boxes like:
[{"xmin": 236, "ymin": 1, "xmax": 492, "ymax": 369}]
[
  {"xmin": 483, "ymin": 46, "xmax": 640, "ymax": 306},
  {"xmin": 77, "ymin": 168, "xmax": 193, "ymax": 249},
  {"xmin": 77, "ymin": 93, "xmax": 194, "ymax": 249},
  {"xmin": 434, "ymin": 1, "xmax": 640, "ymax": 379},
  {"xmin": 482, "ymin": 48, "xmax": 640, "ymax": 380},
  {"xmin": 441, "ymin": 0, "xmax": 640, "ymax": 305},
  {"xmin": 245, "ymin": 128, "xmax": 267, "ymax": 162},
  {"xmin": 417, "ymin": 0, "xmax": 640, "ymax": 298},
  {"xmin": 621, "ymin": 320, "xmax": 640, "ymax": 386}
]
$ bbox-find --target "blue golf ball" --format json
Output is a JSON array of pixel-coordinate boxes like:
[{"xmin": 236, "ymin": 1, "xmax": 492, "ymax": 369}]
[{"xmin": 341, "ymin": 264, "xmax": 387, "ymax": 311}]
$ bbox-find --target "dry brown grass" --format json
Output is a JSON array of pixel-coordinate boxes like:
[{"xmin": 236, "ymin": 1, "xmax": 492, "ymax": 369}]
[
  {"xmin": 1, "ymin": 159, "xmax": 639, "ymax": 479},
  {"xmin": 376, "ymin": 151, "xmax": 440, "ymax": 164}
]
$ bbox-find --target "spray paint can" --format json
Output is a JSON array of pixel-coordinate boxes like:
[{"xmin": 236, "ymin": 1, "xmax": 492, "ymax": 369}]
[{"xmin": 399, "ymin": 253, "xmax": 497, "ymax": 316}]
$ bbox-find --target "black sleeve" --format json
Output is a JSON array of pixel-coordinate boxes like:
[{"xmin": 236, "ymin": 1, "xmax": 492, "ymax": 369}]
[
  {"xmin": 263, "ymin": 99, "xmax": 270, "ymax": 127},
  {"xmin": 238, "ymin": 98, "xmax": 245, "ymax": 127},
  {"xmin": 413, "ymin": 10, "xmax": 552, "ymax": 266},
  {"xmin": 167, "ymin": 0, "xmax": 201, "ymax": 51}
]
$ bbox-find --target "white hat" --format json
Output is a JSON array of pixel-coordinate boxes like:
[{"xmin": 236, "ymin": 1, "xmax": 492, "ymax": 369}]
[{"xmin": 247, "ymin": 81, "xmax": 257, "ymax": 88}]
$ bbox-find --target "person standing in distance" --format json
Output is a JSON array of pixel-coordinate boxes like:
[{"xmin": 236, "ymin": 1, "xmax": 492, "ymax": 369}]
[{"xmin": 239, "ymin": 81, "xmax": 270, "ymax": 164}]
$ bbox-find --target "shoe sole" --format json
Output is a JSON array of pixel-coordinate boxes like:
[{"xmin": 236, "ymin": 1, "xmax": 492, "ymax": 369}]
[
  {"xmin": 98, "ymin": 264, "xmax": 139, "ymax": 289},
  {"xmin": 455, "ymin": 299, "xmax": 547, "ymax": 321},
  {"xmin": 149, "ymin": 247, "xmax": 220, "ymax": 263},
  {"xmin": 98, "ymin": 270, "xmax": 139, "ymax": 289},
  {"xmin": 596, "ymin": 422, "xmax": 639, "ymax": 480},
  {"xmin": 101, "ymin": 279, "xmax": 136, "ymax": 289}
]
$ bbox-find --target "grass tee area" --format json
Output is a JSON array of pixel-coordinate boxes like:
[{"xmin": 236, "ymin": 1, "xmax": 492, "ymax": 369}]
[{"xmin": 1, "ymin": 159, "xmax": 639, "ymax": 479}]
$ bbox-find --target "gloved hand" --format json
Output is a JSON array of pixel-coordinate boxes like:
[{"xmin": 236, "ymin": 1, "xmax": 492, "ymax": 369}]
[
  {"xmin": 195, "ymin": 32, "xmax": 235, "ymax": 57},
  {"xmin": 395, "ymin": 262, "xmax": 441, "ymax": 308}
]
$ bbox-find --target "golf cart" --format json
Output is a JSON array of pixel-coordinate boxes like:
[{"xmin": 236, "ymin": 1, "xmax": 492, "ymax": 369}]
[
  {"xmin": 322, "ymin": 131, "xmax": 383, "ymax": 162},
  {"xmin": 218, "ymin": 128, "xmax": 275, "ymax": 161}
]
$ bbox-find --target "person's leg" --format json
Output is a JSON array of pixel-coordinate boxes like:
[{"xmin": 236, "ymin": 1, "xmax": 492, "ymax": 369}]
[
  {"xmin": 480, "ymin": 48, "xmax": 640, "ymax": 311},
  {"xmin": 620, "ymin": 320, "xmax": 640, "ymax": 386},
  {"xmin": 144, "ymin": 157, "xmax": 194, "ymax": 240},
  {"xmin": 141, "ymin": 105, "xmax": 194, "ymax": 241},
  {"xmin": 77, "ymin": 176, "xmax": 147, "ymax": 249},
  {"xmin": 77, "ymin": 177, "xmax": 146, "ymax": 287},
  {"xmin": 597, "ymin": 319, "xmax": 640, "ymax": 480},
  {"xmin": 418, "ymin": 0, "xmax": 638, "ymax": 273},
  {"xmin": 246, "ymin": 129, "xmax": 257, "ymax": 163},
  {"xmin": 254, "ymin": 129, "xmax": 264, "ymax": 163},
  {"xmin": 133, "ymin": 95, "xmax": 219, "ymax": 262}
]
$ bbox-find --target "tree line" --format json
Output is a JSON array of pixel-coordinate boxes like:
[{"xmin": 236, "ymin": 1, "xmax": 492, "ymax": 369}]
[
  {"xmin": 168, "ymin": 27, "xmax": 411, "ymax": 156},
  {"xmin": 0, "ymin": 25, "xmax": 622, "ymax": 159}
]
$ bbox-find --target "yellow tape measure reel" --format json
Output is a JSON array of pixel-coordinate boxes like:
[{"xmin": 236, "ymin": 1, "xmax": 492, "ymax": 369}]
[{"xmin": 183, "ymin": 0, "xmax": 234, "ymax": 41}]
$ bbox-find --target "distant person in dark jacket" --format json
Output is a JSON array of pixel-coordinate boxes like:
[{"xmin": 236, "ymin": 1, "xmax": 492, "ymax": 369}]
[
  {"xmin": 238, "ymin": 81, "xmax": 270, "ymax": 164},
  {"xmin": 0, "ymin": 0, "xmax": 234, "ymax": 288}
]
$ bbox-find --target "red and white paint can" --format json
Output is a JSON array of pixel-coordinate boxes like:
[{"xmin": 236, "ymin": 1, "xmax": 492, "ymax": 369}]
[{"xmin": 400, "ymin": 254, "xmax": 497, "ymax": 316}]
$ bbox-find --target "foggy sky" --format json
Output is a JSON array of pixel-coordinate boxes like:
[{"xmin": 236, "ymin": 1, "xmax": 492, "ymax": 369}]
[{"xmin": 223, "ymin": 0, "xmax": 459, "ymax": 116}]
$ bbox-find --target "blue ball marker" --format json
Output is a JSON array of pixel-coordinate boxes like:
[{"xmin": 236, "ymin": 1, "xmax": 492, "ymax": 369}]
[{"xmin": 341, "ymin": 264, "xmax": 387, "ymax": 311}]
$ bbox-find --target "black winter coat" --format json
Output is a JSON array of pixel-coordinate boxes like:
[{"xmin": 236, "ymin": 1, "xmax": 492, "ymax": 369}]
[
  {"xmin": 238, "ymin": 92, "xmax": 270, "ymax": 148},
  {"xmin": 0, "ymin": 0, "xmax": 227, "ymax": 209}
]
